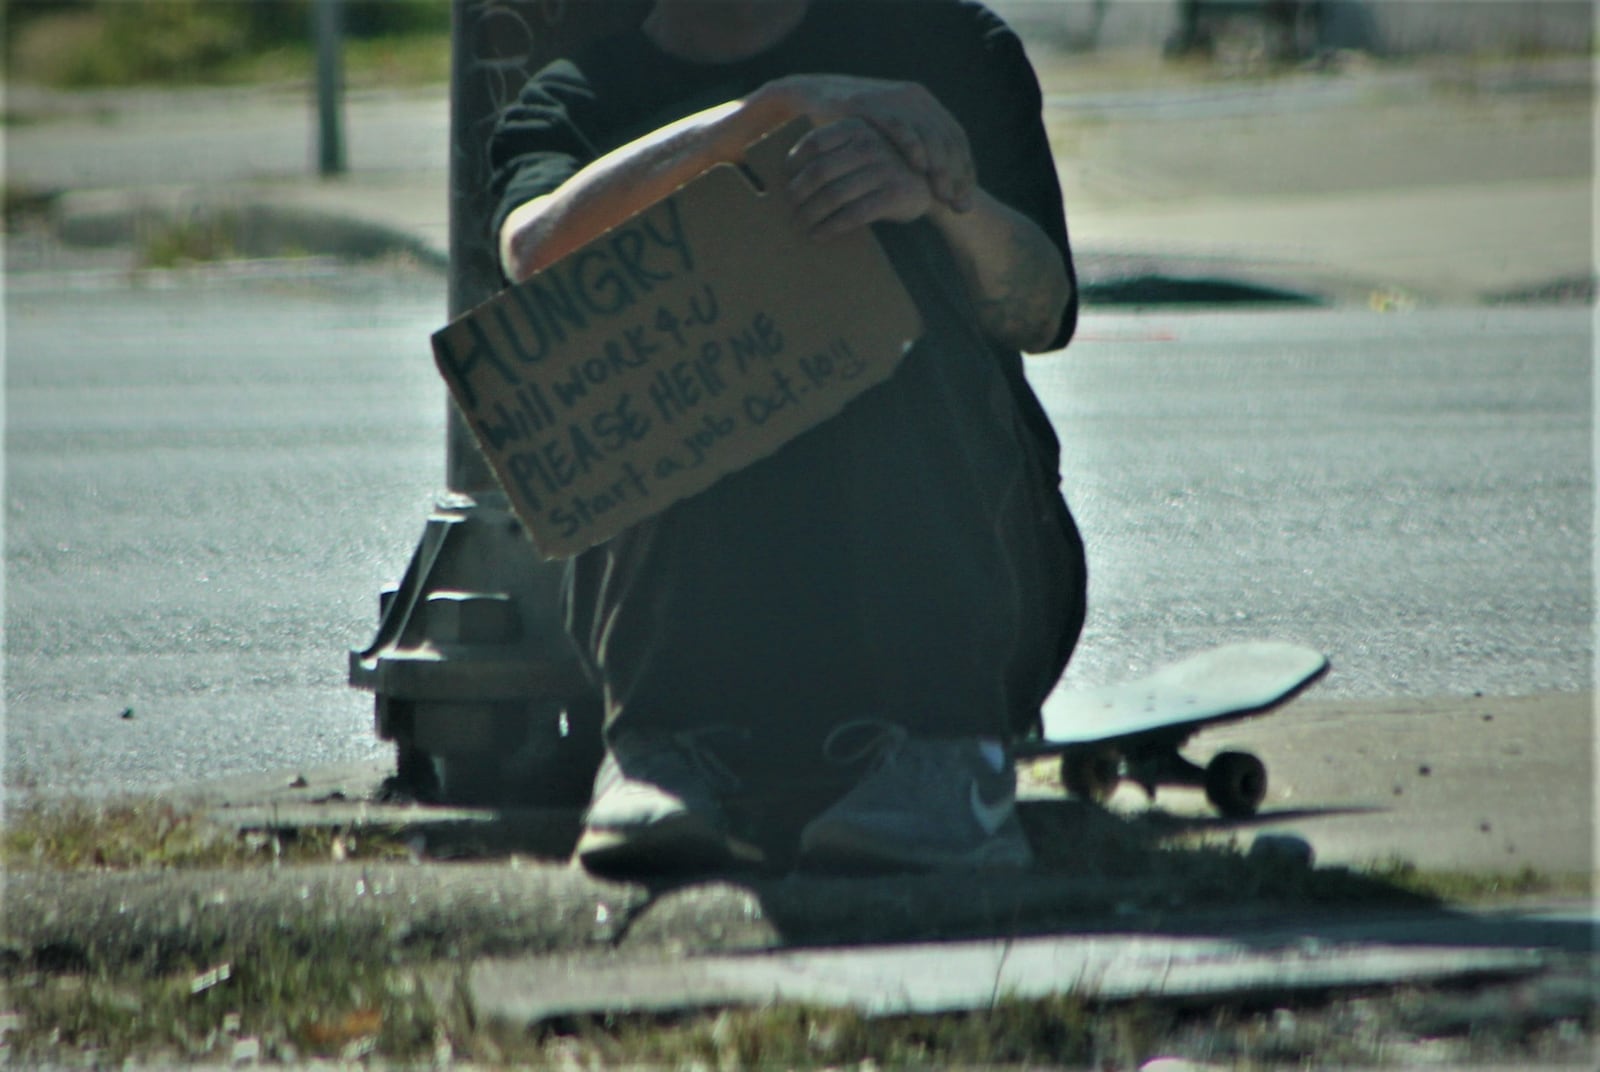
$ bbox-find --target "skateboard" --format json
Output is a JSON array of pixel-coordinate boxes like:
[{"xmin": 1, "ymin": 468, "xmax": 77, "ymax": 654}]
[{"xmin": 1016, "ymin": 641, "xmax": 1329, "ymax": 817}]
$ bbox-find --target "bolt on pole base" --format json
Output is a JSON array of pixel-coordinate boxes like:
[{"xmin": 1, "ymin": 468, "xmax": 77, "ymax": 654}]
[{"xmin": 350, "ymin": 492, "xmax": 600, "ymax": 806}]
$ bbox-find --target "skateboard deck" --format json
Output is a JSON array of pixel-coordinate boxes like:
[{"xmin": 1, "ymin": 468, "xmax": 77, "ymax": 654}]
[{"xmin": 1018, "ymin": 641, "xmax": 1328, "ymax": 816}]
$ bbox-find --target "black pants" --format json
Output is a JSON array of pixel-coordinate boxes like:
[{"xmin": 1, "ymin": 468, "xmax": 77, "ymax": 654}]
[{"xmin": 562, "ymin": 310, "xmax": 1087, "ymax": 777}]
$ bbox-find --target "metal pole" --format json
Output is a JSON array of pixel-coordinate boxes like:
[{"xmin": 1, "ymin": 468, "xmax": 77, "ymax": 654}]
[
  {"xmin": 444, "ymin": 0, "xmax": 502, "ymax": 493},
  {"xmin": 313, "ymin": 0, "xmax": 347, "ymax": 177},
  {"xmin": 351, "ymin": 1, "xmax": 647, "ymax": 807}
]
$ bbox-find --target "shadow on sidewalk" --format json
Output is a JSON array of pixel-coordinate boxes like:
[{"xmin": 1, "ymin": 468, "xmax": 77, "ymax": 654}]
[{"xmin": 331, "ymin": 792, "xmax": 1590, "ymax": 957}]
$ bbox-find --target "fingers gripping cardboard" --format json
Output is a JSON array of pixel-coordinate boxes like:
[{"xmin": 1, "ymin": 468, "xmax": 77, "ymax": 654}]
[{"xmin": 432, "ymin": 119, "xmax": 924, "ymax": 559}]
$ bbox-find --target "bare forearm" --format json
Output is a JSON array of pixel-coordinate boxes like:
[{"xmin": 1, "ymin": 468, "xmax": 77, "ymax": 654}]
[
  {"xmin": 929, "ymin": 190, "xmax": 1071, "ymax": 353},
  {"xmin": 499, "ymin": 88, "xmax": 804, "ymax": 280}
]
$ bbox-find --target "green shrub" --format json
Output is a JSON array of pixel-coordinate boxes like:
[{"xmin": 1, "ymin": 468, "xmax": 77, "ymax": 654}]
[
  {"xmin": 7, "ymin": 0, "xmax": 248, "ymax": 85},
  {"xmin": 6, "ymin": 0, "xmax": 450, "ymax": 87}
]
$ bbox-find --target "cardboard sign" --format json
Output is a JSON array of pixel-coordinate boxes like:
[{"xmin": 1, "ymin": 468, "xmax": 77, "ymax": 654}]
[{"xmin": 433, "ymin": 120, "xmax": 923, "ymax": 559}]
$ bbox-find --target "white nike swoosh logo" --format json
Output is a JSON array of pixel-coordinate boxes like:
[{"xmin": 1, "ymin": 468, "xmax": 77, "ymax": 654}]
[{"xmin": 969, "ymin": 781, "xmax": 1015, "ymax": 836}]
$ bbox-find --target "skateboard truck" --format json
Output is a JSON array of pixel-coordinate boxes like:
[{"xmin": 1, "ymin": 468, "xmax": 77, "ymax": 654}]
[
  {"xmin": 1059, "ymin": 740, "xmax": 1269, "ymax": 817},
  {"xmin": 1028, "ymin": 642, "xmax": 1328, "ymax": 818}
]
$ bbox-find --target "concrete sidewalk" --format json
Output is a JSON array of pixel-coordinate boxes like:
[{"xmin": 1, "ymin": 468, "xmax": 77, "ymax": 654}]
[{"xmin": 8, "ymin": 53, "xmax": 1593, "ymax": 305}]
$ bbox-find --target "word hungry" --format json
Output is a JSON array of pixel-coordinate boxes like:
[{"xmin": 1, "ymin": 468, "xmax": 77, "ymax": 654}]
[{"xmin": 433, "ymin": 157, "xmax": 918, "ymax": 557}]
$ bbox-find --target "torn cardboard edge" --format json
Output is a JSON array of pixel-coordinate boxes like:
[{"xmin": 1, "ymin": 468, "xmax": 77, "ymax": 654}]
[{"xmin": 433, "ymin": 119, "xmax": 924, "ymax": 559}]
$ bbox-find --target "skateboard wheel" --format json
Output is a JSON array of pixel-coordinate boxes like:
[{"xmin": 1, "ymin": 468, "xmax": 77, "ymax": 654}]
[
  {"xmin": 1205, "ymin": 750, "xmax": 1267, "ymax": 817},
  {"xmin": 1061, "ymin": 746, "xmax": 1121, "ymax": 804}
]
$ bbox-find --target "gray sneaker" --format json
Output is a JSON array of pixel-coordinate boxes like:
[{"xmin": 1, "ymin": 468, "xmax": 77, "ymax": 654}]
[
  {"xmin": 576, "ymin": 730, "xmax": 764, "ymax": 876},
  {"xmin": 797, "ymin": 722, "xmax": 1034, "ymax": 872}
]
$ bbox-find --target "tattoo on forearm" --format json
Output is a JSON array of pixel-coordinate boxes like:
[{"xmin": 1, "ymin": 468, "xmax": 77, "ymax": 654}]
[{"xmin": 973, "ymin": 228, "xmax": 1063, "ymax": 351}]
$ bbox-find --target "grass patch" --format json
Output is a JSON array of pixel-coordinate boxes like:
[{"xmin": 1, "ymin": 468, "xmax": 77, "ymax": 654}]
[
  {"xmin": 515, "ymin": 995, "xmax": 1108, "ymax": 1070},
  {"xmin": 1360, "ymin": 856, "xmax": 1592, "ymax": 905},
  {"xmin": 2, "ymin": 796, "xmax": 411, "ymax": 871},
  {"xmin": 0, "ymin": 968, "xmax": 1141, "ymax": 1068},
  {"xmin": 127, "ymin": 208, "xmax": 320, "ymax": 268},
  {"xmin": 2, "ymin": 932, "xmax": 450, "ymax": 1065},
  {"xmin": 12, "ymin": 961, "xmax": 1592, "ymax": 1069},
  {"xmin": 3, "ymin": 796, "xmax": 440, "ymax": 1063},
  {"xmin": 0, "ymin": 966, "xmax": 1356, "ymax": 1070},
  {"xmin": 135, "ymin": 211, "xmax": 239, "ymax": 268}
]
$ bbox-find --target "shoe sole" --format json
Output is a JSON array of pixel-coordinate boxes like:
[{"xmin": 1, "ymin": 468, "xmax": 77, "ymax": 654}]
[{"xmin": 576, "ymin": 815, "xmax": 764, "ymax": 877}]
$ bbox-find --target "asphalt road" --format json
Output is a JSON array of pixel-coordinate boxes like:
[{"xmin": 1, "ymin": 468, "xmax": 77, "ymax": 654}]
[
  {"xmin": 6, "ymin": 265, "xmax": 445, "ymax": 795},
  {"xmin": 4, "ymin": 263, "xmax": 1589, "ymax": 798},
  {"xmin": 1045, "ymin": 304, "xmax": 1592, "ymax": 699}
]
